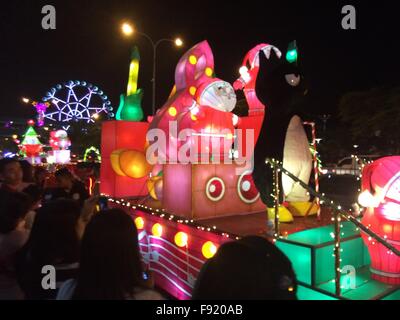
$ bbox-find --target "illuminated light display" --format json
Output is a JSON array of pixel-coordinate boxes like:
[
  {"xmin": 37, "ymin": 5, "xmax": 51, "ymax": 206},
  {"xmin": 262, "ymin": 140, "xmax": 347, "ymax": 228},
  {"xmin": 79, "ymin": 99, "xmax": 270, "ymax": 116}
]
[
  {"xmin": 358, "ymin": 190, "xmax": 380, "ymax": 208},
  {"xmin": 196, "ymin": 80, "xmax": 236, "ymax": 113},
  {"xmin": 83, "ymin": 146, "xmax": 101, "ymax": 162},
  {"xmin": 152, "ymin": 223, "xmax": 163, "ymax": 237},
  {"xmin": 189, "ymin": 55, "xmax": 197, "ymax": 65},
  {"xmin": 168, "ymin": 106, "xmax": 177, "ymax": 117},
  {"xmin": 110, "ymin": 149, "xmax": 127, "ymax": 176},
  {"xmin": 49, "ymin": 130, "xmax": 71, "ymax": 151},
  {"xmin": 360, "ymin": 156, "xmax": 400, "ymax": 284},
  {"xmin": 239, "ymin": 66, "xmax": 251, "ymax": 83},
  {"xmin": 100, "ymin": 121, "xmax": 150, "ymax": 198},
  {"xmin": 116, "ymin": 46, "xmax": 144, "ymax": 121},
  {"xmin": 148, "ymin": 41, "xmax": 239, "ymax": 161},
  {"xmin": 115, "ymin": 149, "xmax": 152, "ymax": 179},
  {"xmin": 19, "ymin": 123, "xmax": 43, "ymax": 159},
  {"xmin": 286, "ymin": 40, "xmax": 298, "ymax": 64},
  {"xmin": 135, "ymin": 217, "xmax": 145, "ymax": 230},
  {"xmin": 47, "ymin": 129, "xmax": 71, "ymax": 164},
  {"xmin": 232, "ymin": 114, "xmax": 239, "ymax": 127},
  {"xmin": 31, "ymin": 101, "xmax": 50, "ymax": 127},
  {"xmin": 174, "ymin": 231, "xmax": 189, "ymax": 247},
  {"xmin": 143, "ymin": 41, "xmax": 266, "ymax": 220},
  {"xmin": 189, "ymin": 86, "xmax": 197, "ymax": 96},
  {"xmin": 53, "ymin": 150, "xmax": 71, "ymax": 164},
  {"xmin": 202, "ymin": 241, "xmax": 217, "ymax": 259},
  {"xmin": 42, "ymin": 80, "xmax": 114, "ymax": 123}
]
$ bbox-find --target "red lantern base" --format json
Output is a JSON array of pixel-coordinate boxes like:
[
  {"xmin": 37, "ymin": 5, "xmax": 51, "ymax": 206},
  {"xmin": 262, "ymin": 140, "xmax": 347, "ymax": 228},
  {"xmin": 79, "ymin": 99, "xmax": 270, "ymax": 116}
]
[
  {"xmin": 100, "ymin": 121, "xmax": 149, "ymax": 198},
  {"xmin": 362, "ymin": 207, "xmax": 400, "ymax": 285}
]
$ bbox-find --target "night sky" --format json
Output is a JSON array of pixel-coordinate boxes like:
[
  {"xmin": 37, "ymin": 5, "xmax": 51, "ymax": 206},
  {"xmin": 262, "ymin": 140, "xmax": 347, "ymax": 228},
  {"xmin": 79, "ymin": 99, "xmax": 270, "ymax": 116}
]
[{"xmin": 1, "ymin": 0, "xmax": 398, "ymax": 121}]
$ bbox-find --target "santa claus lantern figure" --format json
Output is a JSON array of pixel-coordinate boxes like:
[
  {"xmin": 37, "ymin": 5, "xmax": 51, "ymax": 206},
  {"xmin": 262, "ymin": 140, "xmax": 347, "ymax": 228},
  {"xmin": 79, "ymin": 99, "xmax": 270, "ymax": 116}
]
[
  {"xmin": 358, "ymin": 156, "xmax": 400, "ymax": 285},
  {"xmin": 49, "ymin": 130, "xmax": 71, "ymax": 164}
]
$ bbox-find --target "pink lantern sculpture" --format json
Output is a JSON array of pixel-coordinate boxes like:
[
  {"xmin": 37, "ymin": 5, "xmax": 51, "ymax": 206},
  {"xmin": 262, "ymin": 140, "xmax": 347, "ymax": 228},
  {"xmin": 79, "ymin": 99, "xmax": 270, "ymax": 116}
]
[
  {"xmin": 49, "ymin": 130, "xmax": 71, "ymax": 150},
  {"xmin": 359, "ymin": 156, "xmax": 400, "ymax": 284},
  {"xmin": 48, "ymin": 130, "xmax": 71, "ymax": 164},
  {"xmin": 148, "ymin": 40, "xmax": 236, "ymax": 162}
]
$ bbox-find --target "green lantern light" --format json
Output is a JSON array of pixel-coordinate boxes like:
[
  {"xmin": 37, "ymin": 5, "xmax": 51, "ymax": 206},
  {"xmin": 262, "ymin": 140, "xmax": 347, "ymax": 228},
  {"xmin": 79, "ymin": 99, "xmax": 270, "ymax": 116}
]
[
  {"xmin": 286, "ymin": 40, "xmax": 298, "ymax": 64},
  {"xmin": 116, "ymin": 46, "xmax": 144, "ymax": 121}
]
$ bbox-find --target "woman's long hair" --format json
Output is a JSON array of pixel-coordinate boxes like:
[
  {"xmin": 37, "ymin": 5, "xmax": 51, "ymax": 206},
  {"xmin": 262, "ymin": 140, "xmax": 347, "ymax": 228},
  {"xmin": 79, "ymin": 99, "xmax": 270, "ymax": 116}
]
[
  {"xmin": 73, "ymin": 209, "xmax": 145, "ymax": 300},
  {"xmin": 20, "ymin": 199, "xmax": 81, "ymax": 265},
  {"xmin": 15, "ymin": 199, "xmax": 81, "ymax": 299},
  {"xmin": 192, "ymin": 236, "xmax": 297, "ymax": 300}
]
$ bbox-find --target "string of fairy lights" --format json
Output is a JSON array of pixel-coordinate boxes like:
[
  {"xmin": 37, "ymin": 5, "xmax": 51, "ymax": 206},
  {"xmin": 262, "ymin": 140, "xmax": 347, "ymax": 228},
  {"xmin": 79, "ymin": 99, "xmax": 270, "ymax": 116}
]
[
  {"xmin": 103, "ymin": 154, "xmax": 398, "ymax": 297},
  {"xmin": 104, "ymin": 195, "xmax": 242, "ymax": 260},
  {"xmin": 266, "ymin": 158, "xmax": 400, "ymax": 296}
]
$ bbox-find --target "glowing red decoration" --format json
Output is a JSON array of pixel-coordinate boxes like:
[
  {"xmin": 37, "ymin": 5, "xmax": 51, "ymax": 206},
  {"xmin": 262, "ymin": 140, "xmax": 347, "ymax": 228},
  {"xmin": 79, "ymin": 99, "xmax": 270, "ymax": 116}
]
[
  {"xmin": 360, "ymin": 156, "xmax": 400, "ymax": 284},
  {"xmin": 49, "ymin": 130, "xmax": 71, "ymax": 151},
  {"xmin": 206, "ymin": 177, "xmax": 225, "ymax": 202},
  {"xmin": 148, "ymin": 41, "xmax": 236, "ymax": 162},
  {"xmin": 237, "ymin": 171, "xmax": 260, "ymax": 204}
]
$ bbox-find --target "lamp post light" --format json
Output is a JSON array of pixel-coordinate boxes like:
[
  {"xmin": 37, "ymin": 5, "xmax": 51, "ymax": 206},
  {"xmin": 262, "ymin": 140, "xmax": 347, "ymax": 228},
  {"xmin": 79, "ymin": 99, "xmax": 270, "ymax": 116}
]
[{"xmin": 121, "ymin": 22, "xmax": 183, "ymax": 115}]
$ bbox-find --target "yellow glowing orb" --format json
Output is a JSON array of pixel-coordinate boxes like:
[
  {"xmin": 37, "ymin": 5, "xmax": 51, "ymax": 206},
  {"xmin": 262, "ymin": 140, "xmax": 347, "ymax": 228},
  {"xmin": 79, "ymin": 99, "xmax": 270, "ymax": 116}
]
[
  {"xmin": 205, "ymin": 67, "xmax": 213, "ymax": 77},
  {"xmin": 174, "ymin": 232, "xmax": 188, "ymax": 248},
  {"xmin": 152, "ymin": 223, "xmax": 163, "ymax": 237},
  {"xmin": 202, "ymin": 241, "xmax": 217, "ymax": 259},
  {"xmin": 189, "ymin": 55, "xmax": 197, "ymax": 65},
  {"xmin": 134, "ymin": 217, "xmax": 145, "ymax": 230},
  {"xmin": 119, "ymin": 150, "xmax": 152, "ymax": 179},
  {"xmin": 226, "ymin": 133, "xmax": 234, "ymax": 140},
  {"xmin": 189, "ymin": 86, "xmax": 197, "ymax": 96},
  {"xmin": 168, "ymin": 106, "xmax": 177, "ymax": 117}
]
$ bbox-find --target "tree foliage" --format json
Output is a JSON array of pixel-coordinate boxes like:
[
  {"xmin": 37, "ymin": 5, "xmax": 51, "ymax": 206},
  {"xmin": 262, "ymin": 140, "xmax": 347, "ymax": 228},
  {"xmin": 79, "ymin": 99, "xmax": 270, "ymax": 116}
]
[{"xmin": 338, "ymin": 86, "xmax": 400, "ymax": 154}]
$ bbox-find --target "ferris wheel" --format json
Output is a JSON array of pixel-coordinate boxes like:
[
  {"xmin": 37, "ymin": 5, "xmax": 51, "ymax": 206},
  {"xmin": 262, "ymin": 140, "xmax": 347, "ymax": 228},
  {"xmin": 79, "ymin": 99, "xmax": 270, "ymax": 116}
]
[{"xmin": 42, "ymin": 80, "xmax": 114, "ymax": 124}]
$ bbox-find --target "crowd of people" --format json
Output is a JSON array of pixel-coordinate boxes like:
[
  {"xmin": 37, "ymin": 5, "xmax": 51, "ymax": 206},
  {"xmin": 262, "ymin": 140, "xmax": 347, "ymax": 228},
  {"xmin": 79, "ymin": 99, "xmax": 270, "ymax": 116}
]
[{"xmin": 0, "ymin": 157, "xmax": 298, "ymax": 300}]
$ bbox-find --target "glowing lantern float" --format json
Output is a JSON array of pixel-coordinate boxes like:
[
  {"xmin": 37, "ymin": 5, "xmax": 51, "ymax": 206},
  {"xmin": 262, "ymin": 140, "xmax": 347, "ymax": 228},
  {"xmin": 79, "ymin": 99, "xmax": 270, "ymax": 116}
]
[
  {"xmin": 359, "ymin": 156, "xmax": 400, "ymax": 284},
  {"xmin": 134, "ymin": 217, "xmax": 145, "ymax": 230},
  {"xmin": 202, "ymin": 241, "xmax": 217, "ymax": 259},
  {"xmin": 110, "ymin": 149, "xmax": 152, "ymax": 179},
  {"xmin": 174, "ymin": 232, "xmax": 188, "ymax": 248},
  {"xmin": 152, "ymin": 223, "xmax": 163, "ymax": 238}
]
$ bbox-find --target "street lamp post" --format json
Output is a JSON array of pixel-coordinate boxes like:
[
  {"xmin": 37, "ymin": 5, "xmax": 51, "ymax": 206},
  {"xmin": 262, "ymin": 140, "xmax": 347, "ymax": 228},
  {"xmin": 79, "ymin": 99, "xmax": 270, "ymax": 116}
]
[
  {"xmin": 121, "ymin": 23, "xmax": 183, "ymax": 115},
  {"xmin": 139, "ymin": 33, "xmax": 178, "ymax": 115}
]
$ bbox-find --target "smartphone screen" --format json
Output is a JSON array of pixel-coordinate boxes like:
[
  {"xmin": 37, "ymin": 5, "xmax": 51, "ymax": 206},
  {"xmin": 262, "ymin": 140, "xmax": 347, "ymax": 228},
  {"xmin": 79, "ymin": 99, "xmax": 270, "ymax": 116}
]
[{"xmin": 98, "ymin": 196, "xmax": 109, "ymax": 210}]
